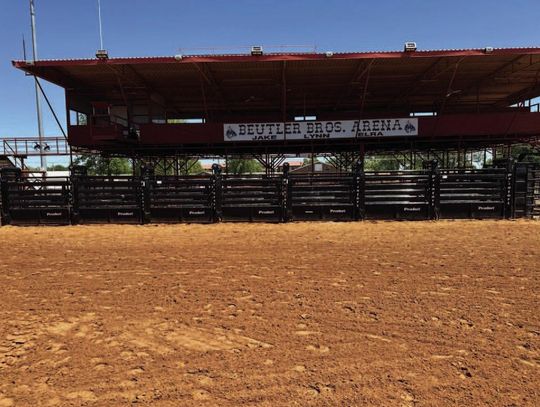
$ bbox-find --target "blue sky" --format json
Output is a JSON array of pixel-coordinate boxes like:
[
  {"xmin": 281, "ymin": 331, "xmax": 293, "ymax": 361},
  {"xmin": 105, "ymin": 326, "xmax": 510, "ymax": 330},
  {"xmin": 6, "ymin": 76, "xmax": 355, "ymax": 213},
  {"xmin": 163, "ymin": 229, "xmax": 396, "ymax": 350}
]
[{"xmin": 1, "ymin": 0, "xmax": 539, "ymax": 165}]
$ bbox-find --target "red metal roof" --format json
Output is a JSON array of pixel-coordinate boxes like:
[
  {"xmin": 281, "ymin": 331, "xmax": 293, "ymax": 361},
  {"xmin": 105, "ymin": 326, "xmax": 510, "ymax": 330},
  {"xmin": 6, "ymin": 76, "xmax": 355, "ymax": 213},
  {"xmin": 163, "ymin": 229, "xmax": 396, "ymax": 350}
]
[{"xmin": 13, "ymin": 47, "xmax": 540, "ymax": 117}]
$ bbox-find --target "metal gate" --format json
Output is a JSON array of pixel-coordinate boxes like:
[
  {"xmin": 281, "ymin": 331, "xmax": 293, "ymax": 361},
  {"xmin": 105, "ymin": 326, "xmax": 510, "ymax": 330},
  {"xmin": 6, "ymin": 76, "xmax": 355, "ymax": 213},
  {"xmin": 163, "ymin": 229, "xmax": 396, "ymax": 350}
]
[
  {"xmin": 439, "ymin": 169, "xmax": 507, "ymax": 219},
  {"xmin": 364, "ymin": 170, "xmax": 432, "ymax": 220},
  {"xmin": 0, "ymin": 175, "xmax": 70, "ymax": 225},
  {"xmin": 288, "ymin": 174, "xmax": 356, "ymax": 221},
  {"xmin": 73, "ymin": 176, "xmax": 142, "ymax": 223},
  {"xmin": 1, "ymin": 161, "xmax": 537, "ymax": 226},
  {"xmin": 146, "ymin": 175, "xmax": 214, "ymax": 223},
  {"xmin": 220, "ymin": 175, "xmax": 283, "ymax": 221}
]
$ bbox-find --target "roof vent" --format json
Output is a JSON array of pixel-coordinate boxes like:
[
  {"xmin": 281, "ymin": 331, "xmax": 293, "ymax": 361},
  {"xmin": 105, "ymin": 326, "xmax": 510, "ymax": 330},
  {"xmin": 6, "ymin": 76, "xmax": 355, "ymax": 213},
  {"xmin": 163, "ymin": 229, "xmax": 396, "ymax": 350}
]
[
  {"xmin": 251, "ymin": 46, "xmax": 263, "ymax": 56},
  {"xmin": 404, "ymin": 42, "xmax": 417, "ymax": 52}
]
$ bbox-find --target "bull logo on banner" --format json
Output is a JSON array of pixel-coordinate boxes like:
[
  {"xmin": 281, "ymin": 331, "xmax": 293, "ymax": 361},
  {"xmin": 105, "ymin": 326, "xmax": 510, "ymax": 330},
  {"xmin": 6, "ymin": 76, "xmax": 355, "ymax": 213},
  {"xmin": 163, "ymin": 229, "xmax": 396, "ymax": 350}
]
[
  {"xmin": 404, "ymin": 120, "xmax": 416, "ymax": 134},
  {"xmin": 226, "ymin": 126, "xmax": 238, "ymax": 140}
]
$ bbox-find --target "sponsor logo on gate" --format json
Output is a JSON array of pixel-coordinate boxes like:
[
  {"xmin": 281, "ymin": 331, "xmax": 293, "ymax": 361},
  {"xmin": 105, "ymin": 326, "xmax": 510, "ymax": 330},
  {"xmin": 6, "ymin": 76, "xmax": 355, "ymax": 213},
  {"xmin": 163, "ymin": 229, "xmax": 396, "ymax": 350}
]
[
  {"xmin": 477, "ymin": 206, "xmax": 496, "ymax": 211},
  {"xmin": 403, "ymin": 207, "xmax": 422, "ymax": 212},
  {"xmin": 188, "ymin": 210, "xmax": 206, "ymax": 215},
  {"xmin": 258, "ymin": 210, "xmax": 275, "ymax": 215},
  {"xmin": 117, "ymin": 211, "xmax": 134, "ymax": 216},
  {"xmin": 329, "ymin": 209, "xmax": 347, "ymax": 214},
  {"xmin": 45, "ymin": 212, "xmax": 63, "ymax": 217}
]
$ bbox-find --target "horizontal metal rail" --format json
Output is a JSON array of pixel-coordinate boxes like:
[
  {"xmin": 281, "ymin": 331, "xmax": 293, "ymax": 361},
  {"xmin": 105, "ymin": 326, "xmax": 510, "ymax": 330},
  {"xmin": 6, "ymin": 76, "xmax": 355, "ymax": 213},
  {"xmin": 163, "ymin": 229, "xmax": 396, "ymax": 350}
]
[{"xmin": 1, "ymin": 137, "xmax": 71, "ymax": 156}]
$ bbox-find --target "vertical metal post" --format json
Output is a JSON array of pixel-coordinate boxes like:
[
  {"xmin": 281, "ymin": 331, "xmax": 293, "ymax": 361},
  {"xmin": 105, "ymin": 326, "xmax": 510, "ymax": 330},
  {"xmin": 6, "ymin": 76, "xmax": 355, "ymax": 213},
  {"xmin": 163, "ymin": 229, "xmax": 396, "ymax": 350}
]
[
  {"xmin": 211, "ymin": 164, "xmax": 222, "ymax": 222},
  {"xmin": 504, "ymin": 159, "xmax": 515, "ymax": 219},
  {"xmin": 281, "ymin": 162, "xmax": 290, "ymax": 222},
  {"xmin": 29, "ymin": 0, "xmax": 46, "ymax": 171},
  {"xmin": 0, "ymin": 168, "xmax": 22, "ymax": 225},
  {"xmin": 428, "ymin": 160, "xmax": 440, "ymax": 220},
  {"xmin": 0, "ymin": 171, "xmax": 7, "ymax": 225},
  {"xmin": 141, "ymin": 163, "xmax": 154, "ymax": 224},
  {"xmin": 354, "ymin": 160, "xmax": 365, "ymax": 220},
  {"xmin": 69, "ymin": 165, "xmax": 87, "ymax": 225}
]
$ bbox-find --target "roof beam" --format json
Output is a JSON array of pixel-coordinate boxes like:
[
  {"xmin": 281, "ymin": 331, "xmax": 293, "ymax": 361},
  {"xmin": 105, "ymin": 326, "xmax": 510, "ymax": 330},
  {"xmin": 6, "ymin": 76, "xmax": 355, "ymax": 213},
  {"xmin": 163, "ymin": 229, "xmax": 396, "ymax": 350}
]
[
  {"xmin": 334, "ymin": 59, "xmax": 374, "ymax": 110},
  {"xmin": 358, "ymin": 60, "xmax": 375, "ymax": 117},
  {"xmin": 48, "ymin": 66, "xmax": 92, "ymax": 90},
  {"xmin": 193, "ymin": 63, "xmax": 230, "ymax": 113},
  {"xmin": 123, "ymin": 64, "xmax": 183, "ymax": 116},
  {"xmin": 452, "ymin": 54, "xmax": 535, "ymax": 102},
  {"xmin": 386, "ymin": 57, "xmax": 464, "ymax": 109},
  {"xmin": 437, "ymin": 58, "xmax": 465, "ymax": 114},
  {"xmin": 497, "ymin": 83, "xmax": 540, "ymax": 107}
]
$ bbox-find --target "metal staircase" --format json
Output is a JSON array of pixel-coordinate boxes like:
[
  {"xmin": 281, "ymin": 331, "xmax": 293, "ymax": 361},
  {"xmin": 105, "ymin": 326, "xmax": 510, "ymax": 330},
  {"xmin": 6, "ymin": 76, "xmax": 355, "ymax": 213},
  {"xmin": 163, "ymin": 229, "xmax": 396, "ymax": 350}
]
[
  {"xmin": 0, "ymin": 136, "xmax": 70, "ymax": 179},
  {"xmin": 0, "ymin": 155, "xmax": 16, "ymax": 169}
]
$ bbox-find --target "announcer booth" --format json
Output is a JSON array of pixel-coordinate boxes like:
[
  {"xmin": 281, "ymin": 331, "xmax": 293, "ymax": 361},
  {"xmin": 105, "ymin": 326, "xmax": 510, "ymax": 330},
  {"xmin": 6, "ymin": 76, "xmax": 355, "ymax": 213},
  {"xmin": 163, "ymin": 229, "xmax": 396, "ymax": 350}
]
[{"xmin": 7, "ymin": 46, "xmax": 540, "ymax": 223}]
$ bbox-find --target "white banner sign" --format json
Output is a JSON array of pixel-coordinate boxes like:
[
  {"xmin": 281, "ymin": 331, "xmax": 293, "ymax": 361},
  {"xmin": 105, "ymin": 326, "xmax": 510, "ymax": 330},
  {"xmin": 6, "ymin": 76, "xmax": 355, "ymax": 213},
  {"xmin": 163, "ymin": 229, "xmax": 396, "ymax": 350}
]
[{"xmin": 224, "ymin": 118, "xmax": 418, "ymax": 142}]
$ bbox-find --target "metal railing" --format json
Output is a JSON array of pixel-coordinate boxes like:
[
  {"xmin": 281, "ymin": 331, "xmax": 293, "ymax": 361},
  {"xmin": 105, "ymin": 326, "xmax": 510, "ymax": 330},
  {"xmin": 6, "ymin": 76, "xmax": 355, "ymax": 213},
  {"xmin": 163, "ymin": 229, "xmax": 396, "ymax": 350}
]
[{"xmin": 1, "ymin": 137, "xmax": 71, "ymax": 157}]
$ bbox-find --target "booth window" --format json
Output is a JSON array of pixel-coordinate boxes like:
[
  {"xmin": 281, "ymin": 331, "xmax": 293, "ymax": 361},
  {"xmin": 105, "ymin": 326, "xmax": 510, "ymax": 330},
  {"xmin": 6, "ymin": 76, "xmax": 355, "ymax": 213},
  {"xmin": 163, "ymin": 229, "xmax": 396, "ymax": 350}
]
[
  {"xmin": 294, "ymin": 115, "xmax": 317, "ymax": 121},
  {"xmin": 70, "ymin": 110, "xmax": 88, "ymax": 126},
  {"xmin": 167, "ymin": 118, "xmax": 205, "ymax": 124}
]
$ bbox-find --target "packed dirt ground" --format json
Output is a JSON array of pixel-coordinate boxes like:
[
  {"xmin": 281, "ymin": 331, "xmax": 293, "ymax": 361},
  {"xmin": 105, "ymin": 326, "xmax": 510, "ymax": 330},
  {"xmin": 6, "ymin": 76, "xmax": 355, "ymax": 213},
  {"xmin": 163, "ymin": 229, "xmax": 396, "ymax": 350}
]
[{"xmin": 0, "ymin": 221, "xmax": 539, "ymax": 406}]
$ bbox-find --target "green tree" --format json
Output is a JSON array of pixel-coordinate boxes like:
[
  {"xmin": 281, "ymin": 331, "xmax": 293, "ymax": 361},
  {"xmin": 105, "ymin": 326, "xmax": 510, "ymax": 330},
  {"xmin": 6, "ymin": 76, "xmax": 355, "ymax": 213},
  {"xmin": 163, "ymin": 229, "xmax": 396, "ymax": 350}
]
[
  {"xmin": 47, "ymin": 164, "xmax": 69, "ymax": 171},
  {"xmin": 364, "ymin": 156, "xmax": 400, "ymax": 171},
  {"xmin": 227, "ymin": 159, "xmax": 263, "ymax": 175},
  {"xmin": 187, "ymin": 160, "xmax": 203, "ymax": 174},
  {"xmin": 151, "ymin": 159, "xmax": 203, "ymax": 176},
  {"xmin": 511, "ymin": 145, "xmax": 540, "ymax": 164},
  {"xmin": 73, "ymin": 154, "xmax": 132, "ymax": 175}
]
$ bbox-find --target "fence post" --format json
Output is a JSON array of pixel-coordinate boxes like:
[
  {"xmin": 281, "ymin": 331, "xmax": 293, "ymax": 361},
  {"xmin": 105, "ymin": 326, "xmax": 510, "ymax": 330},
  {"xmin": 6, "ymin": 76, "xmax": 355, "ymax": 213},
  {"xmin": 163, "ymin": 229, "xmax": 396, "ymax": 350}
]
[
  {"xmin": 1, "ymin": 169, "xmax": 17, "ymax": 225},
  {"xmin": 0, "ymin": 171, "xmax": 5, "ymax": 225},
  {"xmin": 0, "ymin": 168, "xmax": 22, "ymax": 225},
  {"xmin": 281, "ymin": 162, "xmax": 291, "ymax": 222},
  {"xmin": 427, "ymin": 160, "xmax": 440, "ymax": 220},
  {"xmin": 140, "ymin": 164, "xmax": 154, "ymax": 224},
  {"xmin": 505, "ymin": 159, "xmax": 515, "ymax": 219},
  {"xmin": 353, "ymin": 160, "xmax": 365, "ymax": 220},
  {"xmin": 212, "ymin": 164, "xmax": 223, "ymax": 223},
  {"xmin": 532, "ymin": 164, "xmax": 540, "ymax": 218},
  {"xmin": 69, "ymin": 165, "xmax": 87, "ymax": 225}
]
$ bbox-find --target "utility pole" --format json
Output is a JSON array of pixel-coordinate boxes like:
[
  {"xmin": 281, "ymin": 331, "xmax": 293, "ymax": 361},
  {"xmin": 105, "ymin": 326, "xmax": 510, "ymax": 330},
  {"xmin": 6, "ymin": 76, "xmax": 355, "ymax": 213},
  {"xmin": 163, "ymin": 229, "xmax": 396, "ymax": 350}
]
[{"xmin": 30, "ymin": 0, "xmax": 46, "ymax": 171}]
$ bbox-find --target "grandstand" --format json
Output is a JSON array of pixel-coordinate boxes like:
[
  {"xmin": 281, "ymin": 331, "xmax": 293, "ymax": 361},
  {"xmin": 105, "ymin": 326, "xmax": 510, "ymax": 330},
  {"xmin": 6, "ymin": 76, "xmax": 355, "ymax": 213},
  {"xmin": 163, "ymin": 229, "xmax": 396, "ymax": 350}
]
[{"xmin": 1, "ymin": 46, "xmax": 540, "ymax": 224}]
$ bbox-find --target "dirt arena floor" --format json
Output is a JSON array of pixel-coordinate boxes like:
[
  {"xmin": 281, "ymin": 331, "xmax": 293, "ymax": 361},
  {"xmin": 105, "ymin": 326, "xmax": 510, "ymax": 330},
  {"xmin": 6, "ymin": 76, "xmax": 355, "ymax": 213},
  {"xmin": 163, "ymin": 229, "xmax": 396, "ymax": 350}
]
[{"xmin": 0, "ymin": 221, "xmax": 539, "ymax": 406}]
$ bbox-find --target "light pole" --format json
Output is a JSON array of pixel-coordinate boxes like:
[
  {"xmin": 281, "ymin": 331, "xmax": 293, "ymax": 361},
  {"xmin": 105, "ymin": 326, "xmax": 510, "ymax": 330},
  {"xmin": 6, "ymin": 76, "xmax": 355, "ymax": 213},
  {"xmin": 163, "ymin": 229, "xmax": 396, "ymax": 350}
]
[
  {"xmin": 97, "ymin": 0, "xmax": 104, "ymax": 51},
  {"xmin": 29, "ymin": 0, "xmax": 46, "ymax": 172}
]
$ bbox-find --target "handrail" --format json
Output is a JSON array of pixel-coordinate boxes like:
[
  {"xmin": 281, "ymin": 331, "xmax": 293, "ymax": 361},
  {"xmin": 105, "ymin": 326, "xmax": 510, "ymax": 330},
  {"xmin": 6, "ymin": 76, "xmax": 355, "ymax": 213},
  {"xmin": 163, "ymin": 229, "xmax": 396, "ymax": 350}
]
[{"xmin": 0, "ymin": 137, "xmax": 71, "ymax": 157}]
